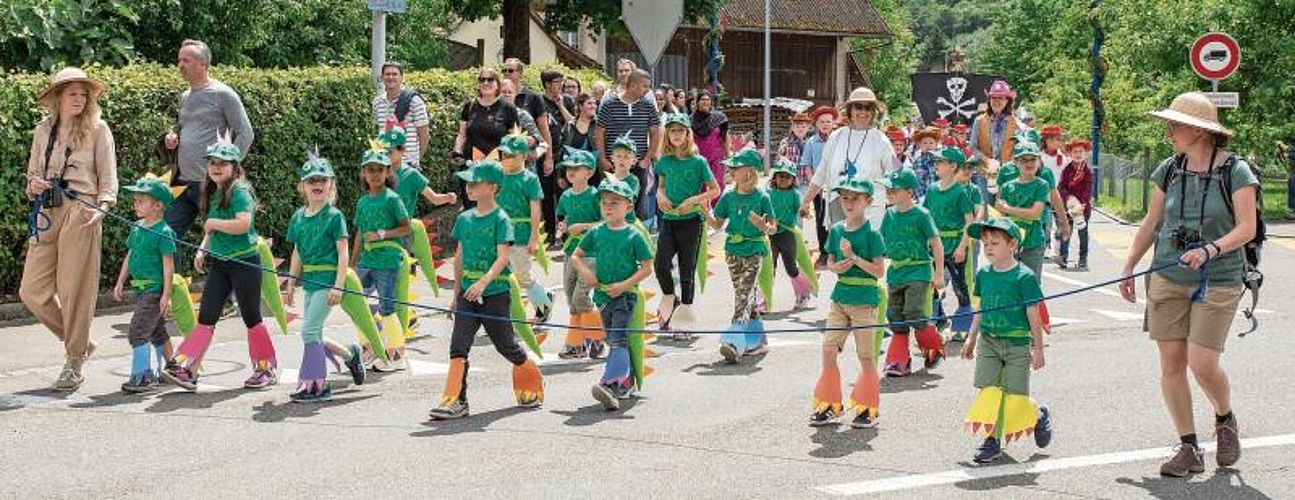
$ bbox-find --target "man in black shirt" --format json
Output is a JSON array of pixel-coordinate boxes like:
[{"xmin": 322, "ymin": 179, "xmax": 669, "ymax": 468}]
[{"xmin": 540, "ymin": 70, "xmax": 576, "ymax": 246}]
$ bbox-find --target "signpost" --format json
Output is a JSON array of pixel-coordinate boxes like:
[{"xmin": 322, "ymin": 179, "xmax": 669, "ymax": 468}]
[
  {"xmin": 1189, "ymin": 32, "xmax": 1240, "ymax": 93},
  {"xmin": 368, "ymin": 0, "xmax": 409, "ymax": 89},
  {"xmin": 621, "ymin": 0, "xmax": 683, "ymax": 68}
]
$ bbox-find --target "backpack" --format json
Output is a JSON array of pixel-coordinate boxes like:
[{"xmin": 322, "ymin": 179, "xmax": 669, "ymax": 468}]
[
  {"xmin": 393, "ymin": 89, "xmax": 421, "ymax": 122},
  {"xmin": 1162, "ymin": 153, "xmax": 1265, "ymax": 334}
]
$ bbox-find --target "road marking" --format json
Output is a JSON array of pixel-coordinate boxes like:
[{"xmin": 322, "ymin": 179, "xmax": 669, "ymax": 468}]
[
  {"xmin": 816, "ymin": 433, "xmax": 1295, "ymax": 496},
  {"xmin": 1042, "ymin": 271, "xmax": 1130, "ymax": 301},
  {"xmin": 1047, "ymin": 316, "xmax": 1086, "ymax": 327},
  {"xmin": 1271, "ymin": 238, "xmax": 1295, "ymax": 252},
  {"xmin": 1089, "ymin": 230, "xmax": 1150, "ymax": 264},
  {"xmin": 1090, "ymin": 309, "xmax": 1145, "ymax": 322}
]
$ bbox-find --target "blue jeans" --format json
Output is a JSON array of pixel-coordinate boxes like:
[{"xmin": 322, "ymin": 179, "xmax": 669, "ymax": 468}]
[
  {"xmin": 357, "ymin": 267, "xmax": 398, "ymax": 316},
  {"xmin": 1057, "ymin": 214, "xmax": 1090, "ymax": 264},
  {"xmin": 599, "ymin": 293, "xmax": 638, "ymax": 349}
]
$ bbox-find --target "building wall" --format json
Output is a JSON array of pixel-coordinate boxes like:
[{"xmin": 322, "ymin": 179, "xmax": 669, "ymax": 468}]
[{"xmin": 448, "ymin": 17, "xmax": 601, "ymax": 68}]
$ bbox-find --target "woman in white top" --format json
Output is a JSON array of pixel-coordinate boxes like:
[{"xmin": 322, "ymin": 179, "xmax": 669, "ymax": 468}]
[{"xmin": 800, "ymin": 87, "xmax": 896, "ymax": 228}]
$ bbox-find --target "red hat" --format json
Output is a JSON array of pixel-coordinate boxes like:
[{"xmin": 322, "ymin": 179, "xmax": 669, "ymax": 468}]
[
  {"xmin": 808, "ymin": 106, "xmax": 839, "ymax": 122},
  {"xmin": 884, "ymin": 125, "xmax": 906, "ymax": 143},
  {"xmin": 941, "ymin": 136, "xmax": 960, "ymax": 147},
  {"xmin": 953, "ymin": 123, "xmax": 970, "ymax": 134},
  {"xmin": 932, "ymin": 117, "xmax": 951, "ymax": 128},
  {"xmin": 912, "ymin": 127, "xmax": 941, "ymax": 143},
  {"xmin": 1065, "ymin": 139, "xmax": 1092, "ymax": 152},
  {"xmin": 1041, "ymin": 125, "xmax": 1065, "ymax": 138},
  {"xmin": 986, "ymin": 79, "xmax": 1016, "ymax": 100}
]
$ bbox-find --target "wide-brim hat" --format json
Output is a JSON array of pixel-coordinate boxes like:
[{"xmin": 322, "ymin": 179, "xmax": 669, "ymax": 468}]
[
  {"xmin": 721, "ymin": 147, "xmax": 765, "ymax": 171},
  {"xmin": 932, "ymin": 118, "xmax": 951, "ymax": 128},
  {"xmin": 1040, "ymin": 124, "xmax": 1065, "ymax": 138},
  {"xmin": 1064, "ymin": 139, "xmax": 1093, "ymax": 152},
  {"xmin": 455, "ymin": 160, "xmax": 504, "ymax": 184},
  {"xmin": 831, "ymin": 176, "xmax": 875, "ymax": 197},
  {"xmin": 596, "ymin": 177, "xmax": 638, "ymax": 202},
  {"xmin": 808, "ymin": 106, "xmax": 839, "ymax": 122},
  {"xmin": 878, "ymin": 167, "xmax": 921, "ymax": 191},
  {"xmin": 557, "ymin": 146, "xmax": 597, "ymax": 171},
  {"xmin": 967, "ymin": 217, "xmax": 1023, "ymax": 242},
  {"xmin": 790, "ymin": 112, "xmax": 812, "ymax": 123},
  {"xmin": 986, "ymin": 79, "xmax": 1017, "ymax": 100},
  {"xmin": 38, "ymin": 67, "xmax": 105, "ymax": 106},
  {"xmin": 839, "ymin": 87, "xmax": 887, "ymax": 114},
  {"xmin": 123, "ymin": 172, "xmax": 185, "ymax": 208},
  {"xmin": 912, "ymin": 127, "xmax": 941, "ymax": 143},
  {"xmin": 1149, "ymin": 92, "xmax": 1234, "ymax": 137}
]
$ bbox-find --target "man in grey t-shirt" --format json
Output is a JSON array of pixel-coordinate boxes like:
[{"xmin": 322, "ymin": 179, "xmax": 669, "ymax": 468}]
[{"xmin": 162, "ymin": 39, "xmax": 254, "ymax": 259}]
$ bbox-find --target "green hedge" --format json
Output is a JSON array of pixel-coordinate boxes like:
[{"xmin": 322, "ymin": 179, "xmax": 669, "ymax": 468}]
[{"xmin": 0, "ymin": 63, "xmax": 606, "ymax": 297}]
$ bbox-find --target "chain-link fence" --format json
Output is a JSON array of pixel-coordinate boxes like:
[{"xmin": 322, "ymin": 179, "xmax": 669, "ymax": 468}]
[{"xmin": 1095, "ymin": 152, "xmax": 1156, "ymax": 215}]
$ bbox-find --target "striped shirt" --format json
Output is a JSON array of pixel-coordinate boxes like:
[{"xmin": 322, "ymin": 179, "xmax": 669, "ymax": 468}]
[
  {"xmin": 372, "ymin": 89, "xmax": 430, "ymax": 166},
  {"xmin": 595, "ymin": 96, "xmax": 659, "ymax": 161}
]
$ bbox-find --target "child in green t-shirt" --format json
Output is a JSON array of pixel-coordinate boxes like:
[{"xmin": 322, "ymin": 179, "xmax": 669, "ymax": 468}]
[
  {"xmin": 767, "ymin": 159, "xmax": 815, "ymax": 310},
  {"xmin": 879, "ymin": 168, "xmax": 946, "ymax": 378},
  {"xmin": 555, "ymin": 147, "xmax": 608, "ymax": 360},
  {"xmin": 379, "ymin": 119, "xmax": 457, "ymax": 214},
  {"xmin": 429, "ymin": 160, "xmax": 545, "ymax": 421},
  {"xmin": 609, "ymin": 132, "xmax": 653, "ymax": 241},
  {"xmin": 994, "ymin": 141, "xmax": 1052, "ymax": 278},
  {"xmin": 652, "ymin": 116, "xmax": 720, "ymax": 339},
  {"xmin": 810, "ymin": 176, "xmax": 888, "ymax": 429},
  {"xmin": 571, "ymin": 178, "xmax": 655, "ymax": 411},
  {"xmin": 114, "ymin": 173, "xmax": 183, "ymax": 394},
  {"xmin": 959, "ymin": 217, "xmax": 1052, "ymax": 464},
  {"xmin": 923, "ymin": 147, "xmax": 976, "ymax": 341},
  {"xmin": 707, "ymin": 147, "xmax": 777, "ymax": 363},
  {"xmin": 496, "ymin": 130, "xmax": 554, "ymax": 327},
  {"xmin": 351, "ymin": 147, "xmax": 413, "ymax": 371}
]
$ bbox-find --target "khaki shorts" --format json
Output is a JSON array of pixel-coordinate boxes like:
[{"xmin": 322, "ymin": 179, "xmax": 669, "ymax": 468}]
[
  {"xmin": 973, "ymin": 335, "xmax": 1032, "ymax": 394},
  {"xmin": 1146, "ymin": 273, "xmax": 1243, "ymax": 352},
  {"xmin": 824, "ymin": 302, "xmax": 878, "ymax": 362}
]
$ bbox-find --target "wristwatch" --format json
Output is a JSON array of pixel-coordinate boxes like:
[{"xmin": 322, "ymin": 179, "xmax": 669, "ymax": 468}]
[{"xmin": 377, "ymin": 229, "xmax": 387, "ymax": 240}]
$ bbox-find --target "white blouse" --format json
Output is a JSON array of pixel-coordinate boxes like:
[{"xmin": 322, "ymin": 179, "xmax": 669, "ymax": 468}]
[{"xmin": 811, "ymin": 125, "xmax": 896, "ymax": 227}]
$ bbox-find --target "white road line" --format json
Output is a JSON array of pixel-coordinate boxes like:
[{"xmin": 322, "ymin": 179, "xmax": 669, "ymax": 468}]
[
  {"xmin": 816, "ymin": 433, "xmax": 1295, "ymax": 496},
  {"xmin": 1042, "ymin": 272, "xmax": 1129, "ymax": 300},
  {"xmin": 1090, "ymin": 309, "xmax": 1145, "ymax": 322}
]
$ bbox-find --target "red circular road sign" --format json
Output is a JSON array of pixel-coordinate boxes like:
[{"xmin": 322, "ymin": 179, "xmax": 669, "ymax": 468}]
[{"xmin": 1190, "ymin": 32, "xmax": 1240, "ymax": 81}]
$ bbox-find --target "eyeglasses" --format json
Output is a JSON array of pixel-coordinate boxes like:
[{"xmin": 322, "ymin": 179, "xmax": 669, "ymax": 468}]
[
  {"xmin": 478, "ymin": 77, "xmax": 497, "ymax": 83},
  {"xmin": 503, "ymin": 68, "xmax": 519, "ymax": 74},
  {"xmin": 563, "ymin": 84, "xmax": 578, "ymax": 90}
]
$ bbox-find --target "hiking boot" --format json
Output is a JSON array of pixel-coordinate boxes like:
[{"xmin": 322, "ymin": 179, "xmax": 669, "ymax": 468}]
[
  {"xmin": 592, "ymin": 383, "xmax": 620, "ymax": 411},
  {"xmin": 345, "ymin": 344, "xmax": 367, "ymax": 386},
  {"xmin": 974, "ymin": 437, "xmax": 1003, "ymax": 464},
  {"xmin": 558, "ymin": 344, "xmax": 588, "ymax": 360},
  {"xmin": 161, "ymin": 363, "xmax": 198, "ymax": 391},
  {"xmin": 1215, "ymin": 414, "xmax": 1241, "ymax": 467},
  {"xmin": 428, "ymin": 400, "xmax": 469, "ymax": 420},
  {"xmin": 587, "ymin": 340, "xmax": 607, "ymax": 360},
  {"xmin": 851, "ymin": 411, "xmax": 878, "ymax": 429},
  {"xmin": 53, "ymin": 365, "xmax": 85, "ymax": 392},
  {"xmin": 290, "ymin": 386, "xmax": 333, "ymax": 403},
  {"xmin": 719, "ymin": 343, "xmax": 740, "ymax": 364},
  {"xmin": 1160, "ymin": 444, "xmax": 1205, "ymax": 477},
  {"xmin": 809, "ymin": 407, "xmax": 840, "ymax": 427},
  {"xmin": 1035, "ymin": 404, "xmax": 1053, "ymax": 449},
  {"xmin": 243, "ymin": 369, "xmax": 278, "ymax": 390}
]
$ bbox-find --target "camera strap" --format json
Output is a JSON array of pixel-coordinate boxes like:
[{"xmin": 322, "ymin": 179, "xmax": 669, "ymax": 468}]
[{"xmin": 1175, "ymin": 147, "xmax": 1219, "ymax": 230}]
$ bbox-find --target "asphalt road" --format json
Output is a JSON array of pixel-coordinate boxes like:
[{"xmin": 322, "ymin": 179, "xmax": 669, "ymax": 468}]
[{"xmin": 2, "ymin": 213, "xmax": 1292, "ymax": 499}]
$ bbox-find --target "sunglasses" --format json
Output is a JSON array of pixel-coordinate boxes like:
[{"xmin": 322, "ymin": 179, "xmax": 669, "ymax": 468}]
[
  {"xmin": 503, "ymin": 68, "xmax": 519, "ymax": 74},
  {"xmin": 478, "ymin": 77, "xmax": 497, "ymax": 83}
]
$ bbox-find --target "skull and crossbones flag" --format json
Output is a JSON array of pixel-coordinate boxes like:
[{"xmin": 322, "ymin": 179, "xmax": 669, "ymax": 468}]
[{"xmin": 910, "ymin": 72, "xmax": 1002, "ymax": 126}]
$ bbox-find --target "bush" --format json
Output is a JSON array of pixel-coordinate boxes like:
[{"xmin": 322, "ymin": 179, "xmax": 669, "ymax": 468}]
[{"xmin": 0, "ymin": 63, "xmax": 607, "ymax": 297}]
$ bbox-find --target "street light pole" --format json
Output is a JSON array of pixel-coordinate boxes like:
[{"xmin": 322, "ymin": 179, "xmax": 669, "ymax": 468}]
[{"xmin": 763, "ymin": 0, "xmax": 771, "ymax": 169}]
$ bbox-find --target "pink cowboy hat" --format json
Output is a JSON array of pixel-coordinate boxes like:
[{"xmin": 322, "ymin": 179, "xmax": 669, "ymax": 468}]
[{"xmin": 985, "ymin": 79, "xmax": 1016, "ymax": 100}]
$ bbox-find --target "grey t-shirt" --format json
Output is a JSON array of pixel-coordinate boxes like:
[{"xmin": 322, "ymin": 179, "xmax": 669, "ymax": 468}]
[
  {"xmin": 1151, "ymin": 155, "xmax": 1259, "ymax": 285},
  {"xmin": 177, "ymin": 80, "xmax": 254, "ymax": 181}
]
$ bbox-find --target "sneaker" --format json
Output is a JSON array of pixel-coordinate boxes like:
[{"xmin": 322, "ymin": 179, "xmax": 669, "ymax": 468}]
[
  {"xmin": 794, "ymin": 295, "xmax": 812, "ymax": 310},
  {"xmin": 1035, "ymin": 404, "xmax": 1053, "ymax": 448},
  {"xmin": 1159, "ymin": 444, "xmax": 1205, "ymax": 477},
  {"xmin": 587, "ymin": 340, "xmax": 607, "ymax": 360},
  {"xmin": 851, "ymin": 411, "xmax": 878, "ymax": 429},
  {"xmin": 161, "ymin": 363, "xmax": 198, "ymax": 391},
  {"xmin": 924, "ymin": 349, "xmax": 945, "ymax": 371},
  {"xmin": 974, "ymin": 437, "xmax": 1003, "ymax": 464},
  {"xmin": 428, "ymin": 400, "xmax": 470, "ymax": 420},
  {"xmin": 534, "ymin": 292, "xmax": 555, "ymax": 323},
  {"xmin": 884, "ymin": 362, "xmax": 910, "ymax": 378},
  {"xmin": 243, "ymin": 369, "xmax": 278, "ymax": 390},
  {"xmin": 1075, "ymin": 261, "xmax": 1089, "ymax": 272},
  {"xmin": 121, "ymin": 373, "xmax": 158, "ymax": 394},
  {"xmin": 345, "ymin": 345, "xmax": 367, "ymax": 386},
  {"xmin": 53, "ymin": 365, "xmax": 85, "ymax": 392},
  {"xmin": 517, "ymin": 393, "xmax": 542, "ymax": 409},
  {"xmin": 744, "ymin": 342, "xmax": 770, "ymax": 356},
  {"xmin": 290, "ymin": 386, "xmax": 333, "ymax": 403},
  {"xmin": 613, "ymin": 382, "xmax": 637, "ymax": 400},
  {"xmin": 808, "ymin": 407, "xmax": 840, "ymax": 427},
  {"xmin": 719, "ymin": 343, "xmax": 739, "ymax": 364},
  {"xmin": 1215, "ymin": 413, "xmax": 1241, "ymax": 467},
  {"xmin": 372, "ymin": 353, "xmax": 409, "ymax": 373},
  {"xmin": 1051, "ymin": 254, "xmax": 1066, "ymax": 267},
  {"xmin": 592, "ymin": 383, "xmax": 620, "ymax": 411},
  {"xmin": 558, "ymin": 344, "xmax": 588, "ymax": 360}
]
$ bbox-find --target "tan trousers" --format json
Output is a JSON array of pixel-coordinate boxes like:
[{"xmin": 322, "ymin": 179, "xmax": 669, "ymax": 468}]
[{"xmin": 20, "ymin": 203, "xmax": 102, "ymax": 363}]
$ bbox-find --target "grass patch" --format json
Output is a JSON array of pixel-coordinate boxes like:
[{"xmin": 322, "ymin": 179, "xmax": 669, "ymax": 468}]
[{"xmin": 1095, "ymin": 179, "xmax": 1290, "ymax": 222}]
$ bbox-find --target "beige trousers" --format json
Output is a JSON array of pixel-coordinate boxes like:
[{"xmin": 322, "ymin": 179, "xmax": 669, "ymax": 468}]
[{"xmin": 20, "ymin": 203, "xmax": 102, "ymax": 363}]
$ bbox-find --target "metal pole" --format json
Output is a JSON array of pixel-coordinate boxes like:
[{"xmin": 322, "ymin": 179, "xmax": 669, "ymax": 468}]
[
  {"xmin": 762, "ymin": 0, "xmax": 771, "ymax": 168},
  {"xmin": 371, "ymin": 11, "xmax": 387, "ymax": 91}
]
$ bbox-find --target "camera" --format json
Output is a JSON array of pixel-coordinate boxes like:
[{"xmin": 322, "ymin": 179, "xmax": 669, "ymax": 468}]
[
  {"xmin": 42, "ymin": 178, "xmax": 68, "ymax": 209},
  {"xmin": 1171, "ymin": 225, "xmax": 1202, "ymax": 250}
]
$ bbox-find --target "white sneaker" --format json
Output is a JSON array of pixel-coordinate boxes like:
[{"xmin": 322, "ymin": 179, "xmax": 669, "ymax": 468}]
[{"xmin": 372, "ymin": 354, "xmax": 409, "ymax": 373}]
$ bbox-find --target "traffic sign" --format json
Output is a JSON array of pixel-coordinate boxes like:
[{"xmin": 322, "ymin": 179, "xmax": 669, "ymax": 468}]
[
  {"xmin": 1189, "ymin": 32, "xmax": 1240, "ymax": 81},
  {"xmin": 1204, "ymin": 92, "xmax": 1239, "ymax": 108},
  {"xmin": 622, "ymin": 0, "xmax": 682, "ymax": 68},
  {"xmin": 368, "ymin": 0, "xmax": 407, "ymax": 14}
]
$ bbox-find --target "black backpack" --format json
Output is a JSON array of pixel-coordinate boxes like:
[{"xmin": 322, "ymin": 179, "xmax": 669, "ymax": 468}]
[
  {"xmin": 394, "ymin": 89, "xmax": 421, "ymax": 122},
  {"xmin": 1162, "ymin": 153, "xmax": 1265, "ymax": 334}
]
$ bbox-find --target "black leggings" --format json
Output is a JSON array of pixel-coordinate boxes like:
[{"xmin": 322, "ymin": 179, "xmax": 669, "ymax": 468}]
[
  {"xmin": 654, "ymin": 217, "xmax": 703, "ymax": 304},
  {"xmin": 448, "ymin": 290, "xmax": 528, "ymax": 403},
  {"xmin": 769, "ymin": 230, "xmax": 799, "ymax": 278},
  {"xmin": 813, "ymin": 193, "xmax": 828, "ymax": 253},
  {"xmin": 540, "ymin": 167, "xmax": 560, "ymax": 242},
  {"xmin": 197, "ymin": 253, "xmax": 263, "ymax": 328}
]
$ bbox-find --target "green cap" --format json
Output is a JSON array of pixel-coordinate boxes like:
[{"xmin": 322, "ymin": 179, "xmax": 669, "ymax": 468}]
[
  {"xmin": 611, "ymin": 132, "xmax": 638, "ymax": 155},
  {"xmin": 831, "ymin": 176, "xmax": 875, "ymax": 197},
  {"xmin": 722, "ymin": 147, "xmax": 765, "ymax": 171},
  {"xmin": 361, "ymin": 148, "xmax": 391, "ymax": 167},
  {"xmin": 596, "ymin": 177, "xmax": 638, "ymax": 202},
  {"xmin": 300, "ymin": 153, "xmax": 335, "ymax": 181},
  {"xmin": 1012, "ymin": 140, "xmax": 1042, "ymax": 159},
  {"xmin": 557, "ymin": 146, "xmax": 596, "ymax": 171},
  {"xmin": 455, "ymin": 159, "xmax": 504, "ymax": 184},
  {"xmin": 205, "ymin": 141, "xmax": 243, "ymax": 163},
  {"xmin": 378, "ymin": 125, "xmax": 407, "ymax": 150},
  {"xmin": 879, "ymin": 167, "xmax": 920, "ymax": 191},
  {"xmin": 1014, "ymin": 129, "xmax": 1042, "ymax": 147},
  {"xmin": 663, "ymin": 113, "xmax": 692, "ymax": 128},
  {"xmin": 936, "ymin": 146, "xmax": 966, "ymax": 167},
  {"xmin": 967, "ymin": 217, "xmax": 1023, "ymax": 242},
  {"xmin": 123, "ymin": 173, "xmax": 182, "ymax": 208},
  {"xmin": 769, "ymin": 158, "xmax": 797, "ymax": 178},
  {"xmin": 498, "ymin": 131, "xmax": 530, "ymax": 156}
]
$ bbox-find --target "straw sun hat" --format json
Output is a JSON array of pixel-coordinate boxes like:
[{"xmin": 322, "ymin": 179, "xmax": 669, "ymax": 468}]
[
  {"xmin": 38, "ymin": 67, "xmax": 105, "ymax": 106},
  {"xmin": 1149, "ymin": 91, "xmax": 1233, "ymax": 137}
]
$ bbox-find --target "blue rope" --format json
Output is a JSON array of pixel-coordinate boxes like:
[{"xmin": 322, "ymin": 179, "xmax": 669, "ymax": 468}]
[{"xmin": 60, "ymin": 184, "xmax": 1190, "ymax": 335}]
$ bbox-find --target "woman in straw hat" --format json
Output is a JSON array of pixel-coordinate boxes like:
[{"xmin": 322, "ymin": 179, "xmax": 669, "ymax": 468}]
[
  {"xmin": 1118, "ymin": 92, "xmax": 1256, "ymax": 477},
  {"xmin": 21, "ymin": 67, "xmax": 119, "ymax": 391},
  {"xmin": 800, "ymin": 87, "xmax": 897, "ymax": 229}
]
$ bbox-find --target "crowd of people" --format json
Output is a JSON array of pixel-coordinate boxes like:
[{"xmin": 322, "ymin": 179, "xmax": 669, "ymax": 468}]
[{"xmin": 18, "ymin": 41, "xmax": 1256, "ymax": 474}]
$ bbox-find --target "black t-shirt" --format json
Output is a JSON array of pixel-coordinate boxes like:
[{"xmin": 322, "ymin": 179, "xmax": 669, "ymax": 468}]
[
  {"xmin": 514, "ymin": 88, "xmax": 548, "ymax": 126},
  {"xmin": 543, "ymin": 94, "xmax": 575, "ymax": 160},
  {"xmin": 459, "ymin": 99, "xmax": 520, "ymax": 159}
]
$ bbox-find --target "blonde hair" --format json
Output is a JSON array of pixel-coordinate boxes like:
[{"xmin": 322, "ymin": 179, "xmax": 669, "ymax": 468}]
[
  {"xmin": 43, "ymin": 82, "xmax": 102, "ymax": 149},
  {"xmin": 297, "ymin": 177, "xmax": 338, "ymax": 205},
  {"xmin": 662, "ymin": 124, "xmax": 698, "ymax": 158}
]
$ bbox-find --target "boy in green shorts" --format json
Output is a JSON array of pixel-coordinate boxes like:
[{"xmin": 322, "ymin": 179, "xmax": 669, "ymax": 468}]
[
  {"xmin": 960, "ymin": 217, "xmax": 1052, "ymax": 463},
  {"xmin": 556, "ymin": 147, "xmax": 608, "ymax": 359},
  {"xmin": 880, "ymin": 168, "xmax": 945, "ymax": 377},
  {"xmin": 923, "ymin": 147, "xmax": 976, "ymax": 340}
]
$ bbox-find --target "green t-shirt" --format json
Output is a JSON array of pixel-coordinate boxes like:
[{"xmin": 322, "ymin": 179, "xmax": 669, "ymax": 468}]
[
  {"xmin": 1151, "ymin": 157, "xmax": 1260, "ymax": 286},
  {"xmin": 354, "ymin": 188, "xmax": 410, "ymax": 270},
  {"xmin": 880, "ymin": 205, "xmax": 939, "ymax": 284},
  {"xmin": 656, "ymin": 154, "xmax": 714, "ymax": 221},
  {"xmin": 394, "ymin": 165, "xmax": 430, "ymax": 216},
  {"xmin": 923, "ymin": 181, "xmax": 974, "ymax": 254},
  {"xmin": 767, "ymin": 187, "xmax": 801, "ymax": 233},
  {"xmin": 714, "ymin": 187, "xmax": 774, "ymax": 257},
  {"xmin": 974, "ymin": 262, "xmax": 1043, "ymax": 340},
  {"xmin": 998, "ymin": 163, "xmax": 1056, "ymax": 191},
  {"xmin": 963, "ymin": 181, "xmax": 983, "ymax": 206},
  {"xmin": 999, "ymin": 177, "xmax": 1051, "ymax": 249},
  {"xmin": 578, "ymin": 223, "xmax": 653, "ymax": 306},
  {"xmin": 825, "ymin": 219, "xmax": 887, "ymax": 306},
  {"xmin": 499, "ymin": 168, "xmax": 543, "ymax": 246},
  {"xmin": 611, "ymin": 171, "xmax": 640, "ymax": 223},
  {"xmin": 127, "ymin": 219, "xmax": 177, "ymax": 293},
  {"xmin": 206, "ymin": 182, "xmax": 258, "ymax": 258},
  {"xmin": 557, "ymin": 186, "xmax": 602, "ymax": 256},
  {"xmin": 451, "ymin": 206, "xmax": 514, "ymax": 297},
  {"xmin": 287, "ymin": 205, "xmax": 349, "ymax": 292}
]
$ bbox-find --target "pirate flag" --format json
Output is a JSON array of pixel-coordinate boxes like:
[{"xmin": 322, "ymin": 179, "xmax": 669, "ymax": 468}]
[{"xmin": 910, "ymin": 73, "xmax": 1002, "ymax": 126}]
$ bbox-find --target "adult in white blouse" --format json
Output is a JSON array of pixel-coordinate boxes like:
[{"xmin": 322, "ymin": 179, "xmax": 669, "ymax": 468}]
[{"xmin": 800, "ymin": 87, "xmax": 897, "ymax": 228}]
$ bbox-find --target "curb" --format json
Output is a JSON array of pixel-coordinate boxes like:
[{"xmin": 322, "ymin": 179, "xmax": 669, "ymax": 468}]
[{"xmin": 0, "ymin": 292, "xmax": 135, "ymax": 327}]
